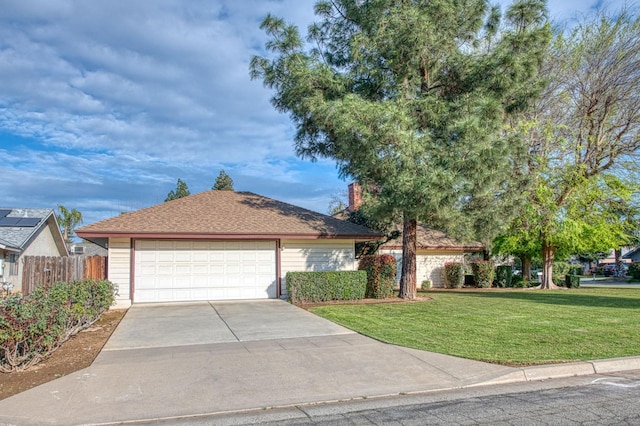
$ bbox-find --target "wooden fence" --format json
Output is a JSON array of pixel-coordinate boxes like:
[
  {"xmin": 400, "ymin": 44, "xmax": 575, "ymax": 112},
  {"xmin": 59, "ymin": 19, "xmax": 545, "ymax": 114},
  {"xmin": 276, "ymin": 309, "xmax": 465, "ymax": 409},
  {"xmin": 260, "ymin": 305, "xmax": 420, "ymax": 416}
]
[{"xmin": 21, "ymin": 255, "xmax": 107, "ymax": 296}]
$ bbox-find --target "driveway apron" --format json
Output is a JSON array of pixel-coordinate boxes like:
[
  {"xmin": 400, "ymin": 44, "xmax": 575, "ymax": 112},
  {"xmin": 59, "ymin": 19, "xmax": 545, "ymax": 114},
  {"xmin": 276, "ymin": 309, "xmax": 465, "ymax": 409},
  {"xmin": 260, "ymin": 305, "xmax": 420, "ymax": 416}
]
[{"xmin": 0, "ymin": 300, "xmax": 517, "ymax": 426}]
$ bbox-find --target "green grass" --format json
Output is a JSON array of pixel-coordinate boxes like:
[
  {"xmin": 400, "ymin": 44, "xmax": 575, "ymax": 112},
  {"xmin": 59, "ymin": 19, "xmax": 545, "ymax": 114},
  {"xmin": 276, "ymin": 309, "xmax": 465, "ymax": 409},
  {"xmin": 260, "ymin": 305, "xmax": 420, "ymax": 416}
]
[{"xmin": 308, "ymin": 288, "xmax": 640, "ymax": 365}]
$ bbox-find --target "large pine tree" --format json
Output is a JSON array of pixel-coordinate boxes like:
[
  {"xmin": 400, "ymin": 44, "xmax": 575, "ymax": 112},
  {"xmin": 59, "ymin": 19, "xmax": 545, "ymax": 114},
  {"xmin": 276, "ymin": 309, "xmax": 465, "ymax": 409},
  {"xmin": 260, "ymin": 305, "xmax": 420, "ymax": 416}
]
[{"xmin": 251, "ymin": 0, "xmax": 550, "ymax": 298}]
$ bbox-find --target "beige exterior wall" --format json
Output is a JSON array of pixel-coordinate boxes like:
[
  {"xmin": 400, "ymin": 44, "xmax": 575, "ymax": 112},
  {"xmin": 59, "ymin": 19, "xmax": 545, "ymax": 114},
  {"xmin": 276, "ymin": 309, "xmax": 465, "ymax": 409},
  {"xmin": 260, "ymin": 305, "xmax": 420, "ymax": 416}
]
[
  {"xmin": 108, "ymin": 237, "xmax": 131, "ymax": 302},
  {"xmin": 3, "ymin": 224, "xmax": 64, "ymax": 291},
  {"xmin": 280, "ymin": 239, "xmax": 356, "ymax": 296},
  {"xmin": 379, "ymin": 249, "xmax": 464, "ymax": 288}
]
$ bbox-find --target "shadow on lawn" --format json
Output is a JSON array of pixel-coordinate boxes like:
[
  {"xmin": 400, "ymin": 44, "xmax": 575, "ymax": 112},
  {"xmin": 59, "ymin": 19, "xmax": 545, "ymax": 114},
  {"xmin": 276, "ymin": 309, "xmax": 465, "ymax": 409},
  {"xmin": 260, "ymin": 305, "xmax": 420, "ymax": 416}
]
[{"xmin": 432, "ymin": 289, "xmax": 640, "ymax": 309}]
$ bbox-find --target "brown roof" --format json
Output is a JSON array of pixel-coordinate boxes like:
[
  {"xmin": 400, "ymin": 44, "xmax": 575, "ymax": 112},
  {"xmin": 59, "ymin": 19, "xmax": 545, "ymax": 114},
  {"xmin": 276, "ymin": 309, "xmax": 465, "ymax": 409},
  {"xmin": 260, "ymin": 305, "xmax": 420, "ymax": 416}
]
[
  {"xmin": 380, "ymin": 223, "xmax": 484, "ymax": 251},
  {"xmin": 76, "ymin": 191, "xmax": 381, "ymax": 240}
]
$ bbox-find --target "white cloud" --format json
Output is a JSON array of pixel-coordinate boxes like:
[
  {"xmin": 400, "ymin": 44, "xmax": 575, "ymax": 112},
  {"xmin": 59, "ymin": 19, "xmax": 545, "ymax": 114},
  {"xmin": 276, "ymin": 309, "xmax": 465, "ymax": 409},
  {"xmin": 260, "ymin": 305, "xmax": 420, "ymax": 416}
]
[{"xmin": 0, "ymin": 0, "xmax": 632, "ymax": 224}]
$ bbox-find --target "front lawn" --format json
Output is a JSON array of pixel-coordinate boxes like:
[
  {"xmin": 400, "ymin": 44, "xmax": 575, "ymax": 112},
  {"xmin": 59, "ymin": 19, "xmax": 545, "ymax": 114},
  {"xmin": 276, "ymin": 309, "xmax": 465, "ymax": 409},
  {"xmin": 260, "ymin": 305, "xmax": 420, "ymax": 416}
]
[{"xmin": 308, "ymin": 288, "xmax": 640, "ymax": 365}]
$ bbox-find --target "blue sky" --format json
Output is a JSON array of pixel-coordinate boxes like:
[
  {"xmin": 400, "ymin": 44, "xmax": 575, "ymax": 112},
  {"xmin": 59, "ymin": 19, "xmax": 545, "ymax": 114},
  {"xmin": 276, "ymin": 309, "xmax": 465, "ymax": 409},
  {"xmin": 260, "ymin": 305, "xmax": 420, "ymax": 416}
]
[{"xmin": 0, "ymin": 0, "xmax": 625, "ymax": 226}]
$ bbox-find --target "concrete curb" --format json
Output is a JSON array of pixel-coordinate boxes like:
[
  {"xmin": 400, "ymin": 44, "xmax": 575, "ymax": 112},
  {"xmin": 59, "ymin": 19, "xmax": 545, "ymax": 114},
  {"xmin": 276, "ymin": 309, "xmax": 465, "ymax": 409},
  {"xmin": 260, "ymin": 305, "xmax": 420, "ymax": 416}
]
[
  {"xmin": 90, "ymin": 357, "xmax": 640, "ymax": 426},
  {"xmin": 477, "ymin": 355, "xmax": 640, "ymax": 387}
]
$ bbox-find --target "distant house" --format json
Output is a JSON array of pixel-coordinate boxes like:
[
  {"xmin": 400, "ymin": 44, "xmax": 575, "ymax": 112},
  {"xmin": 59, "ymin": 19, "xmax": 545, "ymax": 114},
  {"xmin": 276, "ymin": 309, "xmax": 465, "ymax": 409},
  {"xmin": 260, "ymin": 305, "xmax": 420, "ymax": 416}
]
[
  {"xmin": 622, "ymin": 247, "xmax": 640, "ymax": 263},
  {"xmin": 344, "ymin": 183, "xmax": 484, "ymax": 288},
  {"xmin": 69, "ymin": 241, "xmax": 108, "ymax": 257},
  {"xmin": 0, "ymin": 208, "xmax": 67, "ymax": 291}
]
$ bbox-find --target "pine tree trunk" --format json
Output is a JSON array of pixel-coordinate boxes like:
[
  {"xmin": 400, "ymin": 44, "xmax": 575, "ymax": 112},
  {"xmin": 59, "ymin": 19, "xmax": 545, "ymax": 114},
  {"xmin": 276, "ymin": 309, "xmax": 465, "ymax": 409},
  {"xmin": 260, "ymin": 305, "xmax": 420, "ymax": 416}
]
[
  {"xmin": 399, "ymin": 217, "xmax": 417, "ymax": 300},
  {"xmin": 539, "ymin": 240, "xmax": 559, "ymax": 289}
]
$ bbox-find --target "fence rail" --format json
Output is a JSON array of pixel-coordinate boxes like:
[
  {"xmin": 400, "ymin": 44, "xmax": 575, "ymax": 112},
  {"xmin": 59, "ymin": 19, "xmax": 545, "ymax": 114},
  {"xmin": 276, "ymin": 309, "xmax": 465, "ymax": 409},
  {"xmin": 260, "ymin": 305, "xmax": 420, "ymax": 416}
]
[{"xmin": 21, "ymin": 255, "xmax": 107, "ymax": 296}]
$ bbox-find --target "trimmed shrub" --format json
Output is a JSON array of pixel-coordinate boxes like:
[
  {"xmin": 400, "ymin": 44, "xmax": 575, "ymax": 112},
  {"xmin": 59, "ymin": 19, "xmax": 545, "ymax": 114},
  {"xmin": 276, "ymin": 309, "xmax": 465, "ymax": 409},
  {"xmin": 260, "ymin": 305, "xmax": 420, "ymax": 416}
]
[
  {"xmin": 553, "ymin": 261, "xmax": 571, "ymax": 278},
  {"xmin": 443, "ymin": 262, "xmax": 465, "ymax": 288},
  {"xmin": 286, "ymin": 271, "xmax": 366, "ymax": 304},
  {"xmin": 629, "ymin": 262, "xmax": 640, "ymax": 280},
  {"xmin": 569, "ymin": 266, "xmax": 584, "ymax": 276},
  {"xmin": 358, "ymin": 255, "xmax": 397, "ymax": 299},
  {"xmin": 0, "ymin": 279, "xmax": 116, "ymax": 373},
  {"xmin": 471, "ymin": 261, "xmax": 495, "ymax": 288},
  {"xmin": 565, "ymin": 274, "xmax": 580, "ymax": 288},
  {"xmin": 495, "ymin": 265, "xmax": 512, "ymax": 288},
  {"xmin": 421, "ymin": 280, "xmax": 432, "ymax": 290}
]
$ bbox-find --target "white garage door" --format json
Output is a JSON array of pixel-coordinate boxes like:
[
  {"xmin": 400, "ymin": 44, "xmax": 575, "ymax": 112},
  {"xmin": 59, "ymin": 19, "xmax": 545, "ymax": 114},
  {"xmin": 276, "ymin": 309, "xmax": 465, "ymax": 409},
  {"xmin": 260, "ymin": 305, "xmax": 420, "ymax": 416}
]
[{"xmin": 134, "ymin": 240, "xmax": 276, "ymax": 302}]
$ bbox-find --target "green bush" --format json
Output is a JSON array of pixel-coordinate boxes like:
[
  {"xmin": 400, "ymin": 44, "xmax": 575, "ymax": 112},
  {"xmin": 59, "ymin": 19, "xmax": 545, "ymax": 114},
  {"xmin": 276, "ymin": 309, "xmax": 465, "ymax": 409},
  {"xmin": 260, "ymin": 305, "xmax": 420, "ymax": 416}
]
[
  {"xmin": 629, "ymin": 262, "xmax": 640, "ymax": 280},
  {"xmin": 511, "ymin": 275, "xmax": 536, "ymax": 288},
  {"xmin": 0, "ymin": 279, "xmax": 116, "ymax": 373},
  {"xmin": 553, "ymin": 261, "xmax": 571, "ymax": 278},
  {"xmin": 471, "ymin": 261, "xmax": 495, "ymax": 288},
  {"xmin": 286, "ymin": 271, "xmax": 366, "ymax": 303},
  {"xmin": 495, "ymin": 265, "xmax": 512, "ymax": 288},
  {"xmin": 358, "ymin": 255, "xmax": 397, "ymax": 299},
  {"xmin": 569, "ymin": 265, "xmax": 584, "ymax": 275},
  {"xmin": 552, "ymin": 274, "xmax": 565, "ymax": 287},
  {"xmin": 443, "ymin": 263, "xmax": 465, "ymax": 288},
  {"xmin": 565, "ymin": 274, "xmax": 580, "ymax": 288}
]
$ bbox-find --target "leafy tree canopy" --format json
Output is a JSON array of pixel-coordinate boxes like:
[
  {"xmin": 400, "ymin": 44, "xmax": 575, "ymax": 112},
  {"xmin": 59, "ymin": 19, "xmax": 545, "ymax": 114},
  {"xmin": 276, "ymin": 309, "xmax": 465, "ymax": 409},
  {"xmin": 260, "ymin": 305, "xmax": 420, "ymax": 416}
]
[{"xmin": 495, "ymin": 7, "xmax": 640, "ymax": 288}]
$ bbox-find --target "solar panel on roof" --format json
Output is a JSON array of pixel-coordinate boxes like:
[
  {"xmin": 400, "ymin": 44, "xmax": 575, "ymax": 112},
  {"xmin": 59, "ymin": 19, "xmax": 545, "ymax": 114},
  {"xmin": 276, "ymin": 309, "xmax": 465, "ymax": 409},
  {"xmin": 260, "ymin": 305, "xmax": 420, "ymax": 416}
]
[
  {"xmin": 0, "ymin": 217, "xmax": 21, "ymax": 226},
  {"xmin": 0, "ymin": 209, "xmax": 10, "ymax": 218},
  {"xmin": 17, "ymin": 218, "xmax": 41, "ymax": 227}
]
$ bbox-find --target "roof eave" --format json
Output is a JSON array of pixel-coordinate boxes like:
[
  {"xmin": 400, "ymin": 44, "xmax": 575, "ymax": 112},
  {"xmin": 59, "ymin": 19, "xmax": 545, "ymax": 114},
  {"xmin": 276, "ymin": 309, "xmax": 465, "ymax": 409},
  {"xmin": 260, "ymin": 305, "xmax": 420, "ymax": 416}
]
[{"xmin": 76, "ymin": 231, "xmax": 383, "ymax": 241}]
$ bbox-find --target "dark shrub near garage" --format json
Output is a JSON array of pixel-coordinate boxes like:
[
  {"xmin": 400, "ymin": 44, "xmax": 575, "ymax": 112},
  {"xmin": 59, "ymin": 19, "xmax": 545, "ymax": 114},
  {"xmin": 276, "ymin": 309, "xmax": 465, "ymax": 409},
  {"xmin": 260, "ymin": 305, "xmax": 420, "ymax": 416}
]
[
  {"xmin": 286, "ymin": 271, "xmax": 366, "ymax": 303},
  {"xmin": 358, "ymin": 254, "xmax": 397, "ymax": 299}
]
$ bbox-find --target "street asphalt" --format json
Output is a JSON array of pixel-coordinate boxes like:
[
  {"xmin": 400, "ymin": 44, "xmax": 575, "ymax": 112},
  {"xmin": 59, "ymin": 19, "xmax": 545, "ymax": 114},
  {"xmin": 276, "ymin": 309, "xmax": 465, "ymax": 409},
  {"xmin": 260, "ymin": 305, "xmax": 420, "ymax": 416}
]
[{"xmin": 0, "ymin": 299, "xmax": 638, "ymax": 426}]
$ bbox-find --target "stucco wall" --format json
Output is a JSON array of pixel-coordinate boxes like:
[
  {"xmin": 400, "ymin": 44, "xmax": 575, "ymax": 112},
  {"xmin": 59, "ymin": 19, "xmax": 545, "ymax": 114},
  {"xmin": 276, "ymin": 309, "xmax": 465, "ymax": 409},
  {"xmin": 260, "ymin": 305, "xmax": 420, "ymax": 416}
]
[
  {"xmin": 108, "ymin": 237, "xmax": 131, "ymax": 301},
  {"xmin": 379, "ymin": 249, "xmax": 464, "ymax": 288},
  {"xmin": 280, "ymin": 239, "xmax": 356, "ymax": 296}
]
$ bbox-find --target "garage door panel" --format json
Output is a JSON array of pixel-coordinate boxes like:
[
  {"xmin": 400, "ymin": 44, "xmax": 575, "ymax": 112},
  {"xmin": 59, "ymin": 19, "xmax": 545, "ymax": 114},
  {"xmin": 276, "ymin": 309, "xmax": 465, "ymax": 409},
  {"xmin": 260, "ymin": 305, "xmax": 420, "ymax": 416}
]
[{"xmin": 134, "ymin": 240, "xmax": 276, "ymax": 302}]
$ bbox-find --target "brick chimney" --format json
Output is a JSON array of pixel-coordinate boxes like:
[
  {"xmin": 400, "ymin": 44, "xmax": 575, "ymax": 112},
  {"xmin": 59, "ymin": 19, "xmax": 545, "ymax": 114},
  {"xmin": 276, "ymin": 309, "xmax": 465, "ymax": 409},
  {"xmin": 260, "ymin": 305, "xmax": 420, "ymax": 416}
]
[{"xmin": 348, "ymin": 182, "xmax": 363, "ymax": 212}]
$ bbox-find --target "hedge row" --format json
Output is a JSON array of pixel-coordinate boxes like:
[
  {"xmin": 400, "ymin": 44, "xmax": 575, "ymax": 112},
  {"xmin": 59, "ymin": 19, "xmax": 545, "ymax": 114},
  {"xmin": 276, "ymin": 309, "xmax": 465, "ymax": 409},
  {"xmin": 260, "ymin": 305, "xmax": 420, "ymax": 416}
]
[
  {"xmin": 0, "ymin": 279, "xmax": 117, "ymax": 373},
  {"xmin": 286, "ymin": 271, "xmax": 366, "ymax": 303},
  {"xmin": 358, "ymin": 255, "xmax": 397, "ymax": 299}
]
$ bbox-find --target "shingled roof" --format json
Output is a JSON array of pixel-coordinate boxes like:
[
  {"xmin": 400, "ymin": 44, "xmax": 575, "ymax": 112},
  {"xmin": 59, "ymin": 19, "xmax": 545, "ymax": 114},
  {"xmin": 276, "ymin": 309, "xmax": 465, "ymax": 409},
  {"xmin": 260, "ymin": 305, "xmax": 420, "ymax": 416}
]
[
  {"xmin": 76, "ymin": 191, "xmax": 381, "ymax": 240},
  {"xmin": 0, "ymin": 208, "xmax": 60, "ymax": 251}
]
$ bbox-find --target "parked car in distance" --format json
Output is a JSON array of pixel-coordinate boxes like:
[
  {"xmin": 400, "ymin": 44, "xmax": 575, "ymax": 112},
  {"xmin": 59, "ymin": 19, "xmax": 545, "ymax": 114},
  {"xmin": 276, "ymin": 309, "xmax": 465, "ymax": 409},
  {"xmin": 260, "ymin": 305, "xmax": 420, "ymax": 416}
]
[{"xmin": 602, "ymin": 264, "xmax": 616, "ymax": 276}]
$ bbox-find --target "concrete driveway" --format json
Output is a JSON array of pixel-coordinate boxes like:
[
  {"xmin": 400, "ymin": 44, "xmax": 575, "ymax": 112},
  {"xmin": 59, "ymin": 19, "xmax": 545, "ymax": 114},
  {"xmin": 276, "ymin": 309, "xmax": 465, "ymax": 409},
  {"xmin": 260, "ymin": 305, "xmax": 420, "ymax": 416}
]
[
  {"xmin": 0, "ymin": 300, "xmax": 518, "ymax": 426},
  {"xmin": 103, "ymin": 300, "xmax": 353, "ymax": 350}
]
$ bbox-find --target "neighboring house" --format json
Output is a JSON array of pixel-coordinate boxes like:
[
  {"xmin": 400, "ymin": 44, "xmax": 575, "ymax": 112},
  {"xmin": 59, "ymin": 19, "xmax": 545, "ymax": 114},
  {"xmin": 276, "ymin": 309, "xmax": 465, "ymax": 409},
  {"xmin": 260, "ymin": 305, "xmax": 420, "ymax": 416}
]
[
  {"xmin": 622, "ymin": 247, "xmax": 640, "ymax": 263},
  {"xmin": 69, "ymin": 241, "xmax": 108, "ymax": 257},
  {"xmin": 0, "ymin": 208, "xmax": 68, "ymax": 291},
  {"xmin": 378, "ymin": 224, "xmax": 483, "ymax": 288},
  {"xmin": 76, "ymin": 191, "xmax": 380, "ymax": 305},
  {"xmin": 345, "ymin": 183, "xmax": 484, "ymax": 288}
]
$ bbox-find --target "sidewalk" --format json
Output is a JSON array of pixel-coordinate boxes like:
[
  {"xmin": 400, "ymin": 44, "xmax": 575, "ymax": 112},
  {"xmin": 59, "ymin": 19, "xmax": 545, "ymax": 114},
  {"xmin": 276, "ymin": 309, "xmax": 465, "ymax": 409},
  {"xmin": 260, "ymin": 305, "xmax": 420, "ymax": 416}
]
[{"xmin": 0, "ymin": 335, "xmax": 638, "ymax": 426}]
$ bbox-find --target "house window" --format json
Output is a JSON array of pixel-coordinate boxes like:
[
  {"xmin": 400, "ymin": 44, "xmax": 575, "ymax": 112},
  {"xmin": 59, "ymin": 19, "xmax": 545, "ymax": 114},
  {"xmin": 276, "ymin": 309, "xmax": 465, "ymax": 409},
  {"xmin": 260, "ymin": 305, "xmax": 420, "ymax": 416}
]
[{"xmin": 8, "ymin": 254, "xmax": 18, "ymax": 275}]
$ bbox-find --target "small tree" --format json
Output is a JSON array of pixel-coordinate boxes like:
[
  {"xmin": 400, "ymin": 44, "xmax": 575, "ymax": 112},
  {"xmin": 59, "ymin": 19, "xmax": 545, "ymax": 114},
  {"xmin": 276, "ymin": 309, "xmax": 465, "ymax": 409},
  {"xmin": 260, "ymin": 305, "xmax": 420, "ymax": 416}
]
[
  {"xmin": 165, "ymin": 178, "xmax": 190, "ymax": 202},
  {"xmin": 57, "ymin": 205, "xmax": 83, "ymax": 245},
  {"xmin": 212, "ymin": 170, "xmax": 234, "ymax": 191}
]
